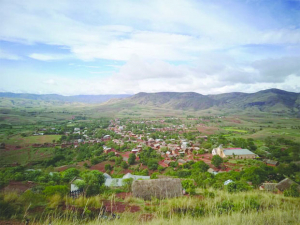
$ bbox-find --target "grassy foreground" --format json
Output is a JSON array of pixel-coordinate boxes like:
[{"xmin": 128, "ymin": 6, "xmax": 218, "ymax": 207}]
[{"xmin": 1, "ymin": 188, "xmax": 299, "ymax": 225}]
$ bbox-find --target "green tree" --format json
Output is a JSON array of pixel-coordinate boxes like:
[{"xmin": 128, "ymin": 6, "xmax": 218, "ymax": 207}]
[
  {"xmin": 283, "ymin": 184, "xmax": 300, "ymax": 197},
  {"xmin": 212, "ymin": 155, "xmax": 223, "ymax": 168},
  {"xmin": 62, "ymin": 168, "xmax": 80, "ymax": 182},
  {"xmin": 242, "ymin": 167, "xmax": 267, "ymax": 186},
  {"xmin": 192, "ymin": 161, "xmax": 209, "ymax": 172},
  {"xmin": 121, "ymin": 161, "xmax": 129, "ymax": 169},
  {"xmin": 226, "ymin": 181, "xmax": 251, "ymax": 193},
  {"xmin": 105, "ymin": 164, "xmax": 112, "ymax": 171},
  {"xmin": 81, "ymin": 170, "xmax": 105, "ymax": 196},
  {"xmin": 115, "ymin": 156, "xmax": 122, "ymax": 166},
  {"xmin": 122, "ymin": 178, "xmax": 133, "ymax": 192},
  {"xmin": 181, "ymin": 179, "xmax": 196, "ymax": 195},
  {"xmin": 147, "ymin": 159, "xmax": 158, "ymax": 170},
  {"xmin": 43, "ymin": 185, "xmax": 69, "ymax": 196},
  {"xmin": 128, "ymin": 153, "xmax": 136, "ymax": 165}
]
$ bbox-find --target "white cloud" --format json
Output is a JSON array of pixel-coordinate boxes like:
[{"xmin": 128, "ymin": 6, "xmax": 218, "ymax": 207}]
[
  {"xmin": 0, "ymin": 0, "xmax": 300, "ymax": 95},
  {"xmin": 43, "ymin": 79, "xmax": 57, "ymax": 85},
  {"xmin": 29, "ymin": 53, "xmax": 71, "ymax": 61},
  {"xmin": 1, "ymin": 0, "xmax": 300, "ymax": 62}
]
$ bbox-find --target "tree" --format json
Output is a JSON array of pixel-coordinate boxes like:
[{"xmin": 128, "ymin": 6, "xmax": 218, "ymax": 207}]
[
  {"xmin": 212, "ymin": 155, "xmax": 223, "ymax": 168},
  {"xmin": 128, "ymin": 153, "xmax": 136, "ymax": 165},
  {"xmin": 121, "ymin": 161, "xmax": 128, "ymax": 169},
  {"xmin": 43, "ymin": 185, "xmax": 69, "ymax": 196},
  {"xmin": 147, "ymin": 159, "xmax": 158, "ymax": 170},
  {"xmin": 62, "ymin": 168, "xmax": 80, "ymax": 182},
  {"xmin": 115, "ymin": 156, "xmax": 122, "ymax": 166},
  {"xmin": 181, "ymin": 179, "xmax": 196, "ymax": 195},
  {"xmin": 81, "ymin": 170, "xmax": 105, "ymax": 196},
  {"xmin": 192, "ymin": 161, "xmax": 209, "ymax": 172},
  {"xmin": 242, "ymin": 167, "xmax": 267, "ymax": 186},
  {"xmin": 122, "ymin": 178, "xmax": 133, "ymax": 192},
  {"xmin": 284, "ymin": 184, "xmax": 300, "ymax": 197},
  {"xmin": 226, "ymin": 181, "xmax": 251, "ymax": 193},
  {"xmin": 105, "ymin": 164, "xmax": 112, "ymax": 171}
]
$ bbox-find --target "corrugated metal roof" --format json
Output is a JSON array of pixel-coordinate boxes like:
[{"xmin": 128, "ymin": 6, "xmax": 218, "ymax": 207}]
[
  {"xmin": 105, "ymin": 178, "xmax": 124, "ymax": 187},
  {"xmin": 223, "ymin": 149, "xmax": 255, "ymax": 155},
  {"xmin": 123, "ymin": 173, "xmax": 150, "ymax": 180}
]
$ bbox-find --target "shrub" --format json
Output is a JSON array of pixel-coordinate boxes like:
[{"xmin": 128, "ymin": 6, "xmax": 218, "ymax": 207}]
[
  {"xmin": 283, "ymin": 184, "xmax": 300, "ymax": 197},
  {"xmin": 48, "ymin": 194, "xmax": 63, "ymax": 208},
  {"xmin": 62, "ymin": 168, "xmax": 80, "ymax": 182},
  {"xmin": 91, "ymin": 158, "xmax": 100, "ymax": 165},
  {"xmin": 147, "ymin": 159, "xmax": 158, "ymax": 170},
  {"xmin": 105, "ymin": 164, "xmax": 112, "ymax": 171},
  {"xmin": 151, "ymin": 172, "xmax": 159, "ymax": 179},
  {"xmin": 21, "ymin": 190, "xmax": 46, "ymax": 206},
  {"xmin": 43, "ymin": 185, "xmax": 69, "ymax": 196},
  {"xmin": 217, "ymin": 200, "xmax": 234, "ymax": 214},
  {"xmin": 182, "ymin": 179, "xmax": 196, "ymax": 195},
  {"xmin": 212, "ymin": 155, "xmax": 223, "ymax": 168},
  {"xmin": 128, "ymin": 153, "xmax": 136, "ymax": 165},
  {"xmin": 121, "ymin": 161, "xmax": 128, "ymax": 169},
  {"xmin": 0, "ymin": 194, "xmax": 23, "ymax": 219},
  {"xmin": 226, "ymin": 181, "xmax": 251, "ymax": 193},
  {"xmin": 203, "ymin": 190, "xmax": 215, "ymax": 198},
  {"xmin": 123, "ymin": 178, "xmax": 134, "ymax": 192},
  {"xmin": 177, "ymin": 170, "xmax": 191, "ymax": 178}
]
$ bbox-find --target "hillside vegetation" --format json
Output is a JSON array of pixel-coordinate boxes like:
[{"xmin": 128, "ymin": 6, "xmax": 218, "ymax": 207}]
[
  {"xmin": 127, "ymin": 89, "xmax": 300, "ymax": 115},
  {"xmin": 1, "ymin": 189, "xmax": 299, "ymax": 225}
]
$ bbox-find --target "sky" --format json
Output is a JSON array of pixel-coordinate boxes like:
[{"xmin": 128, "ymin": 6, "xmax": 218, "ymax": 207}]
[{"xmin": 1, "ymin": 0, "xmax": 300, "ymax": 96}]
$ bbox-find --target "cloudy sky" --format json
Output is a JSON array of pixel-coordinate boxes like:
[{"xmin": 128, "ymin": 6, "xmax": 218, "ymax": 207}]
[{"xmin": 1, "ymin": 0, "xmax": 300, "ymax": 95}]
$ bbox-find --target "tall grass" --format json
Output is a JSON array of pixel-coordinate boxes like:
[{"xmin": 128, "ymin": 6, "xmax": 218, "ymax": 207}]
[{"xmin": 1, "ymin": 189, "xmax": 299, "ymax": 224}]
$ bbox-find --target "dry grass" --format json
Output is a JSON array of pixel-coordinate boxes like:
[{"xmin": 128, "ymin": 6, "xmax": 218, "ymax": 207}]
[
  {"xmin": 1, "ymin": 189, "xmax": 300, "ymax": 224},
  {"xmin": 132, "ymin": 178, "xmax": 183, "ymax": 200}
]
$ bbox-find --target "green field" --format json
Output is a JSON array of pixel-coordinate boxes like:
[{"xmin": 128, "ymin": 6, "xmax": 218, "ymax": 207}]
[
  {"xmin": 4, "ymin": 135, "xmax": 61, "ymax": 146},
  {"xmin": 223, "ymin": 127, "xmax": 248, "ymax": 133}
]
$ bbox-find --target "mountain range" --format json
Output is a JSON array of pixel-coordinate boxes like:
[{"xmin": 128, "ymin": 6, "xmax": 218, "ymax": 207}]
[
  {"xmin": 128, "ymin": 89, "xmax": 300, "ymax": 113},
  {"xmin": 1, "ymin": 89, "xmax": 300, "ymax": 116},
  {"xmin": 0, "ymin": 92, "xmax": 131, "ymax": 104}
]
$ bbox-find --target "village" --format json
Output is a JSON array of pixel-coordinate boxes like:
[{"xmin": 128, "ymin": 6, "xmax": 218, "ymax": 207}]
[
  {"xmin": 4, "ymin": 116, "xmax": 297, "ymax": 193},
  {"xmin": 1, "ymin": 115, "xmax": 299, "ymax": 225}
]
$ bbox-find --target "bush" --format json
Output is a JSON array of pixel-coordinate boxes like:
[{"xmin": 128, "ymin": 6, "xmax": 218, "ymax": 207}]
[
  {"xmin": 212, "ymin": 155, "xmax": 223, "ymax": 168},
  {"xmin": 181, "ymin": 179, "xmax": 196, "ymax": 195},
  {"xmin": 226, "ymin": 181, "xmax": 251, "ymax": 193},
  {"xmin": 147, "ymin": 159, "xmax": 158, "ymax": 170},
  {"xmin": 105, "ymin": 164, "xmax": 112, "ymax": 171},
  {"xmin": 48, "ymin": 194, "xmax": 63, "ymax": 208},
  {"xmin": 43, "ymin": 185, "xmax": 69, "ymax": 196},
  {"xmin": 283, "ymin": 184, "xmax": 300, "ymax": 197},
  {"xmin": 91, "ymin": 158, "xmax": 100, "ymax": 165},
  {"xmin": 203, "ymin": 190, "xmax": 215, "ymax": 198},
  {"xmin": 192, "ymin": 161, "xmax": 209, "ymax": 172},
  {"xmin": 177, "ymin": 170, "xmax": 191, "ymax": 178},
  {"xmin": 62, "ymin": 168, "xmax": 80, "ymax": 182},
  {"xmin": 122, "ymin": 178, "xmax": 133, "ymax": 192},
  {"xmin": 150, "ymin": 172, "xmax": 159, "ymax": 179},
  {"xmin": 0, "ymin": 194, "xmax": 23, "ymax": 219},
  {"xmin": 128, "ymin": 153, "xmax": 136, "ymax": 165},
  {"xmin": 121, "ymin": 161, "xmax": 128, "ymax": 169}
]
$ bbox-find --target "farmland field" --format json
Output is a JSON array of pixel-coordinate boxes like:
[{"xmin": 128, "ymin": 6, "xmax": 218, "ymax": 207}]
[{"xmin": 4, "ymin": 135, "xmax": 61, "ymax": 146}]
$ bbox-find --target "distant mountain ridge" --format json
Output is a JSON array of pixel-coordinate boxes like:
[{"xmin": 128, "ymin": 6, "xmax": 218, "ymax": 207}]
[
  {"xmin": 127, "ymin": 89, "xmax": 300, "ymax": 115},
  {"xmin": 1, "ymin": 89, "xmax": 300, "ymax": 116},
  {"xmin": 0, "ymin": 92, "xmax": 132, "ymax": 104}
]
